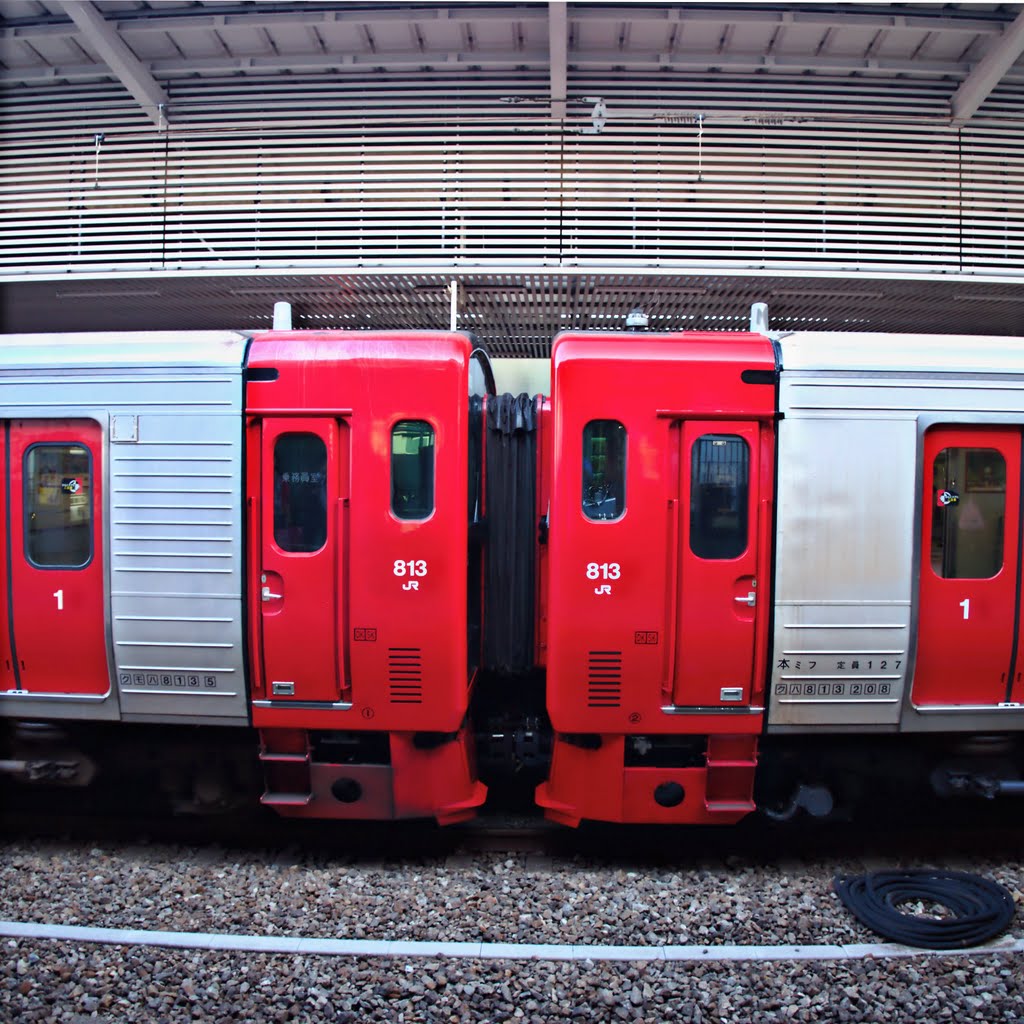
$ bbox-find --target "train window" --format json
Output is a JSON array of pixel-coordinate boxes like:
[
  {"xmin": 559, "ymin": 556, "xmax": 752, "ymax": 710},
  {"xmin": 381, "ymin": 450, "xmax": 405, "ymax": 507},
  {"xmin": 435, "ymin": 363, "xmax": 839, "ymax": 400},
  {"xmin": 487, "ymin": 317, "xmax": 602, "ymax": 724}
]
[
  {"xmin": 931, "ymin": 447, "xmax": 1005, "ymax": 580},
  {"xmin": 582, "ymin": 420, "xmax": 626, "ymax": 521},
  {"xmin": 392, "ymin": 420, "xmax": 435, "ymax": 520},
  {"xmin": 273, "ymin": 433, "xmax": 327, "ymax": 552},
  {"xmin": 24, "ymin": 444, "xmax": 93, "ymax": 568},
  {"xmin": 690, "ymin": 435, "xmax": 749, "ymax": 560}
]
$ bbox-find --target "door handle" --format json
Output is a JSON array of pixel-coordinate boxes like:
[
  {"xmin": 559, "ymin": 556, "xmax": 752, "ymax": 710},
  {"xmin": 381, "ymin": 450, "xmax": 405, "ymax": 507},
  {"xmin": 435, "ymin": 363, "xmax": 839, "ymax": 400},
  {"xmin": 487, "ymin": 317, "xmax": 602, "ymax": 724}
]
[
  {"xmin": 735, "ymin": 592, "xmax": 756, "ymax": 607},
  {"xmin": 262, "ymin": 585, "xmax": 282, "ymax": 602}
]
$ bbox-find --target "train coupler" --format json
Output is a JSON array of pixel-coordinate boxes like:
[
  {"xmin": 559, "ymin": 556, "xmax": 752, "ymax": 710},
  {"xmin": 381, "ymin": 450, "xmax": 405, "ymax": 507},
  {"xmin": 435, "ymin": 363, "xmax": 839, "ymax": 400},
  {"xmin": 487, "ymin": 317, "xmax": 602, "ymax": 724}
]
[{"xmin": 934, "ymin": 768, "xmax": 1024, "ymax": 800}]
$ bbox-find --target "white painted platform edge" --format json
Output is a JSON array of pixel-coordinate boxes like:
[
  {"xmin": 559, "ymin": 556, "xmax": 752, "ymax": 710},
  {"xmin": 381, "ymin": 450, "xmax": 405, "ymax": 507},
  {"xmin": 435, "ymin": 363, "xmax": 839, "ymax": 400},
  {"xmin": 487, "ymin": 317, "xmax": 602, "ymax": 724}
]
[{"xmin": 1, "ymin": 921, "xmax": 1022, "ymax": 962}]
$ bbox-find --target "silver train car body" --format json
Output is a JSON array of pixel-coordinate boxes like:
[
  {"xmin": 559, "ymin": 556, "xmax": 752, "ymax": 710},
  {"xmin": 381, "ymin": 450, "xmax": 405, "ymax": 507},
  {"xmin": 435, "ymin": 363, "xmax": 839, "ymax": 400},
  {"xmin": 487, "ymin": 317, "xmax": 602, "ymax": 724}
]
[
  {"xmin": 0, "ymin": 331, "xmax": 249, "ymax": 727},
  {"xmin": 771, "ymin": 331, "xmax": 1024, "ymax": 736}
]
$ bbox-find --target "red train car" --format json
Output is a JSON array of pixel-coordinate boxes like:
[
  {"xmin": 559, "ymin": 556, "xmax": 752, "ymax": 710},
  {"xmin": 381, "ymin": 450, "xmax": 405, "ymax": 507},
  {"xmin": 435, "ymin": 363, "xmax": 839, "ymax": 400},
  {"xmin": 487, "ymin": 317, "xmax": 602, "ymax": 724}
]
[
  {"xmin": 536, "ymin": 331, "xmax": 778, "ymax": 825},
  {"xmin": 245, "ymin": 330, "xmax": 492, "ymax": 823}
]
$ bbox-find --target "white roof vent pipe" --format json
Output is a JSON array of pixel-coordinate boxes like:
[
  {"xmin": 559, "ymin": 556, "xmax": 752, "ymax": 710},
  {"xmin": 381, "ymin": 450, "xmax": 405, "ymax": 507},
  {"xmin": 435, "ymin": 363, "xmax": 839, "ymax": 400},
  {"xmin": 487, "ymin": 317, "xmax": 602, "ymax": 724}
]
[
  {"xmin": 749, "ymin": 302, "xmax": 769, "ymax": 334},
  {"xmin": 273, "ymin": 301, "xmax": 293, "ymax": 331}
]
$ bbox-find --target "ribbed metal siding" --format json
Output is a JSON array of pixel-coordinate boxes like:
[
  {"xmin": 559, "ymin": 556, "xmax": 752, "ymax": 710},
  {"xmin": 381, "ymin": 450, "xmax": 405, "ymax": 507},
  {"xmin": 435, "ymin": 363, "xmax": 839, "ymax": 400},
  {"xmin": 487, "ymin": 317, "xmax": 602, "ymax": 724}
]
[{"xmin": 107, "ymin": 365, "xmax": 247, "ymax": 722}]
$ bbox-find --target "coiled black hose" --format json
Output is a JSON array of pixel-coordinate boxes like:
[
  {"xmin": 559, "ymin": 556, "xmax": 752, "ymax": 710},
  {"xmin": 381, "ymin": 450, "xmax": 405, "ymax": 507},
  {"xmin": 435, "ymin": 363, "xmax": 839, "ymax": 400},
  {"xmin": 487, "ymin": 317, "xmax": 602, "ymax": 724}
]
[{"xmin": 833, "ymin": 869, "xmax": 1016, "ymax": 949}]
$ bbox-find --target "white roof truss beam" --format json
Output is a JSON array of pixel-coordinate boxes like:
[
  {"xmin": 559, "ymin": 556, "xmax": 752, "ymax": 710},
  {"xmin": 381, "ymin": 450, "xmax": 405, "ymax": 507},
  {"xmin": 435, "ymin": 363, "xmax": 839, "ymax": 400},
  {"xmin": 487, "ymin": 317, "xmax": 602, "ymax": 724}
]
[
  {"xmin": 950, "ymin": 8, "xmax": 1024, "ymax": 124},
  {"xmin": 3, "ymin": 7, "xmax": 1010, "ymax": 44},
  {"xmin": 8, "ymin": 49, "xmax": 1016, "ymax": 86},
  {"xmin": 549, "ymin": 0, "xmax": 567, "ymax": 120},
  {"xmin": 574, "ymin": 6, "xmax": 1006, "ymax": 34},
  {"xmin": 55, "ymin": 0, "xmax": 169, "ymax": 127}
]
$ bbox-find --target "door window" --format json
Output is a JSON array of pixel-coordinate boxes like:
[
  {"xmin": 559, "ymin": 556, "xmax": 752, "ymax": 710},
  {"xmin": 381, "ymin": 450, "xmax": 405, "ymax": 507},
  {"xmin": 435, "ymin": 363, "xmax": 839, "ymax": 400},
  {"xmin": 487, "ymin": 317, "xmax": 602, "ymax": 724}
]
[
  {"xmin": 391, "ymin": 420, "xmax": 435, "ymax": 520},
  {"xmin": 931, "ymin": 447, "xmax": 1005, "ymax": 580},
  {"xmin": 690, "ymin": 434, "xmax": 749, "ymax": 560},
  {"xmin": 273, "ymin": 433, "xmax": 327, "ymax": 552},
  {"xmin": 24, "ymin": 443, "xmax": 93, "ymax": 568},
  {"xmin": 582, "ymin": 420, "xmax": 626, "ymax": 521}
]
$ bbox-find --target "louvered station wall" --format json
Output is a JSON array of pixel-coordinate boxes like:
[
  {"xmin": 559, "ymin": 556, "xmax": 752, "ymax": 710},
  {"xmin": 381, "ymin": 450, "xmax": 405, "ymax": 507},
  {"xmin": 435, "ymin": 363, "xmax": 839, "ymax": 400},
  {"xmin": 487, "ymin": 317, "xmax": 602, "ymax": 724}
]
[{"xmin": 1, "ymin": 72, "xmax": 1022, "ymax": 279}]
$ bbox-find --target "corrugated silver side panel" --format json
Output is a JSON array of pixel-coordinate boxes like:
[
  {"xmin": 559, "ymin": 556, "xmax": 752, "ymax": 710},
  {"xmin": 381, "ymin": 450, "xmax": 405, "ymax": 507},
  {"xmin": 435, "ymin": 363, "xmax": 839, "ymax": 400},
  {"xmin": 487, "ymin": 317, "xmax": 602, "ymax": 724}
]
[
  {"xmin": 0, "ymin": 332, "xmax": 249, "ymax": 724},
  {"xmin": 109, "ymin": 399, "xmax": 246, "ymax": 723},
  {"xmin": 770, "ymin": 340, "xmax": 1024, "ymax": 731}
]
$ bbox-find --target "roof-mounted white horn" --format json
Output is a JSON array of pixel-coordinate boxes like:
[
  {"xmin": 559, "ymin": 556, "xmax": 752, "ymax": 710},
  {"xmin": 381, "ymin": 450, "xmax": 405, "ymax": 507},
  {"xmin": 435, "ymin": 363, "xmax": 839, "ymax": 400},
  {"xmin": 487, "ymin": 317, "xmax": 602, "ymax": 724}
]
[{"xmin": 750, "ymin": 302, "xmax": 769, "ymax": 334}]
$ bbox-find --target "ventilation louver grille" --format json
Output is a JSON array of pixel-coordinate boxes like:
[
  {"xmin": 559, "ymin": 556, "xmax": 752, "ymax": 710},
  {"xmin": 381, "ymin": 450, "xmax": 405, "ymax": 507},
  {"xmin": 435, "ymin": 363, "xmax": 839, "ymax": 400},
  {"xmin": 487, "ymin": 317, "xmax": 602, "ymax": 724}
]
[
  {"xmin": 587, "ymin": 650, "xmax": 622, "ymax": 708},
  {"xmin": 388, "ymin": 648, "xmax": 423, "ymax": 704}
]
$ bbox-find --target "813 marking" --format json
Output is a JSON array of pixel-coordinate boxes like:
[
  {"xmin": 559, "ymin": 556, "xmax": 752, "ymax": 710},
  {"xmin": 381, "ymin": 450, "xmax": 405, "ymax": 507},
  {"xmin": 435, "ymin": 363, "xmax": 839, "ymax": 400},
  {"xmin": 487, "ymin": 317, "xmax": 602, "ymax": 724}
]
[{"xmin": 393, "ymin": 560, "xmax": 428, "ymax": 577}]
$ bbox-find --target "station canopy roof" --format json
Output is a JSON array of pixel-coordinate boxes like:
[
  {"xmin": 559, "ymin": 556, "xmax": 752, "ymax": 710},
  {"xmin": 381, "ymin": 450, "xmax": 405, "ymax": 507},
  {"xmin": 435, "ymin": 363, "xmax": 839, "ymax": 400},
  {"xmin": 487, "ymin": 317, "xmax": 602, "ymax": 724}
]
[{"xmin": 1, "ymin": 1, "xmax": 1023, "ymax": 353}]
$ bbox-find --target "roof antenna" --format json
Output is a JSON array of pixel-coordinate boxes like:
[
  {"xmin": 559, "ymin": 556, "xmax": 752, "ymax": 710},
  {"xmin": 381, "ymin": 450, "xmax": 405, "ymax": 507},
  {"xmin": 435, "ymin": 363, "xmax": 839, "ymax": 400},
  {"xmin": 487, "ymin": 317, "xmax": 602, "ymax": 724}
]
[
  {"xmin": 626, "ymin": 306, "xmax": 649, "ymax": 331},
  {"xmin": 273, "ymin": 301, "xmax": 293, "ymax": 330},
  {"xmin": 749, "ymin": 302, "xmax": 769, "ymax": 333}
]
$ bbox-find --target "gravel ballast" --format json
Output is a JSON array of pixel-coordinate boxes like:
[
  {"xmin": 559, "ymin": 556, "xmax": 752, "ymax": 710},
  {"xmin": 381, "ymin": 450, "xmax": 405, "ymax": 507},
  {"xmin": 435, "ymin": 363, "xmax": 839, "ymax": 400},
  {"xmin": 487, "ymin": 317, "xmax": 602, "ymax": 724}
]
[
  {"xmin": 3, "ymin": 942, "xmax": 1024, "ymax": 1023},
  {"xmin": 0, "ymin": 838, "xmax": 1021, "ymax": 949},
  {"xmin": 1, "ymin": 835, "xmax": 1022, "ymax": 1021}
]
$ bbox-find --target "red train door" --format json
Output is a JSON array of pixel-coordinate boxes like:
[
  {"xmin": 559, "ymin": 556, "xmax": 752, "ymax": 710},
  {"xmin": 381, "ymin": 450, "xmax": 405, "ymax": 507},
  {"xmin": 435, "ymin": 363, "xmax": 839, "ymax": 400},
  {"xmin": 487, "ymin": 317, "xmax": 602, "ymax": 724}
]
[
  {"xmin": 7, "ymin": 419, "xmax": 109, "ymax": 694},
  {"xmin": 914, "ymin": 427, "xmax": 1021, "ymax": 707},
  {"xmin": 672, "ymin": 421, "xmax": 764, "ymax": 707},
  {"xmin": 255, "ymin": 417, "xmax": 346, "ymax": 703},
  {"xmin": 0, "ymin": 427, "xmax": 14, "ymax": 692}
]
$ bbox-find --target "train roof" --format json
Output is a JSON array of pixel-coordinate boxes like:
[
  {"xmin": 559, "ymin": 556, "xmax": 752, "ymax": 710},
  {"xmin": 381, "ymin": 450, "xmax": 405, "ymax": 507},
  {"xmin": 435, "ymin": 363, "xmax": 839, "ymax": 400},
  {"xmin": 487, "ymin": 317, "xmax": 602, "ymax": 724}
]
[
  {"xmin": 778, "ymin": 331, "xmax": 1024, "ymax": 375},
  {"xmin": 246, "ymin": 329, "xmax": 473, "ymax": 364},
  {"xmin": 552, "ymin": 330, "xmax": 776, "ymax": 369},
  {"xmin": 0, "ymin": 331, "xmax": 247, "ymax": 369}
]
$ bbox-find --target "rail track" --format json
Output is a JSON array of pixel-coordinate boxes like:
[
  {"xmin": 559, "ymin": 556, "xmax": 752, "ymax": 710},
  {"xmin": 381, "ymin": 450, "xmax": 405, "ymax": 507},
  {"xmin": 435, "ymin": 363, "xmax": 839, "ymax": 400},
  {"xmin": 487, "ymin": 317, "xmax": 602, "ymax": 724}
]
[{"xmin": 2, "ymin": 789, "xmax": 1022, "ymax": 864}]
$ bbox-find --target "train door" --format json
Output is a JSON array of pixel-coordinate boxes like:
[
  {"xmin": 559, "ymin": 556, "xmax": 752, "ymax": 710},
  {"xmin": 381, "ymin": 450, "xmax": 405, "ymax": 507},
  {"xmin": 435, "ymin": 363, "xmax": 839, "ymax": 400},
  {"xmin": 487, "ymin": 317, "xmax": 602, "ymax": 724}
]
[
  {"xmin": 672, "ymin": 421, "xmax": 765, "ymax": 707},
  {"xmin": 0, "ymin": 427, "xmax": 12, "ymax": 692},
  {"xmin": 914, "ymin": 427, "xmax": 1021, "ymax": 707},
  {"xmin": 254, "ymin": 418, "xmax": 347, "ymax": 703},
  {"xmin": 6, "ymin": 419, "xmax": 109, "ymax": 694}
]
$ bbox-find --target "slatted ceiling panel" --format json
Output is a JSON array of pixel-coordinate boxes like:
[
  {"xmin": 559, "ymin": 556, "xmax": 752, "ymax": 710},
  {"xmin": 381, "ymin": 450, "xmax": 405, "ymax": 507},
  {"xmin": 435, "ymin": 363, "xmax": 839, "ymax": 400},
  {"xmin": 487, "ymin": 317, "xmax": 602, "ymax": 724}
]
[
  {"xmin": 0, "ymin": 85, "xmax": 154, "ymax": 134},
  {"xmin": 8, "ymin": 118, "xmax": 1019, "ymax": 274},
  {"xmin": 3, "ymin": 269, "xmax": 1024, "ymax": 350},
  {"xmin": 3, "ymin": 72, "xmax": 994, "ymax": 135},
  {"xmin": 164, "ymin": 71, "xmax": 552, "ymax": 121},
  {"xmin": 0, "ymin": 50, "xmax": 1010, "ymax": 114},
  {"xmin": 962, "ymin": 127, "xmax": 1024, "ymax": 271},
  {"xmin": 0, "ymin": 138, "xmax": 167, "ymax": 273},
  {"xmin": 559, "ymin": 125, "xmax": 963, "ymax": 270},
  {"xmin": 985, "ymin": 80, "xmax": 1024, "ymax": 117},
  {"xmin": 584, "ymin": 70, "xmax": 954, "ymax": 108}
]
